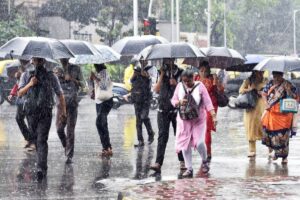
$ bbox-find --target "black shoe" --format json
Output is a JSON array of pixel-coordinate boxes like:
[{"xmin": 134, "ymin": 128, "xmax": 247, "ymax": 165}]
[
  {"xmin": 134, "ymin": 141, "xmax": 145, "ymax": 148},
  {"xmin": 66, "ymin": 157, "xmax": 73, "ymax": 164},
  {"xmin": 182, "ymin": 169, "xmax": 193, "ymax": 178},
  {"xmin": 148, "ymin": 132, "xmax": 155, "ymax": 145}
]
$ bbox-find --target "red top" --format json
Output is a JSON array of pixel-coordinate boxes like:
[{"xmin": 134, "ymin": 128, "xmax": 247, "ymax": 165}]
[{"xmin": 194, "ymin": 75, "xmax": 218, "ymax": 109}]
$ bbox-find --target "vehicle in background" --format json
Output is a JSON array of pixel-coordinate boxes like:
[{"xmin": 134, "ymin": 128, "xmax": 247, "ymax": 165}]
[{"xmin": 112, "ymin": 82, "xmax": 158, "ymax": 110}]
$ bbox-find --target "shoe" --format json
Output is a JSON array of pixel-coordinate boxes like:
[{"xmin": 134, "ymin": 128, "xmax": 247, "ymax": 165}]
[
  {"xmin": 150, "ymin": 163, "xmax": 161, "ymax": 173},
  {"xmin": 26, "ymin": 143, "xmax": 36, "ymax": 152},
  {"xmin": 134, "ymin": 141, "xmax": 145, "ymax": 148},
  {"xmin": 100, "ymin": 148, "xmax": 113, "ymax": 157},
  {"xmin": 24, "ymin": 141, "xmax": 31, "ymax": 148},
  {"xmin": 148, "ymin": 133, "xmax": 155, "ymax": 145},
  {"xmin": 106, "ymin": 147, "xmax": 113, "ymax": 156},
  {"xmin": 201, "ymin": 161, "xmax": 210, "ymax": 173},
  {"xmin": 180, "ymin": 161, "xmax": 187, "ymax": 170},
  {"xmin": 247, "ymin": 152, "xmax": 256, "ymax": 158},
  {"xmin": 66, "ymin": 157, "xmax": 73, "ymax": 164},
  {"xmin": 182, "ymin": 169, "xmax": 193, "ymax": 178}
]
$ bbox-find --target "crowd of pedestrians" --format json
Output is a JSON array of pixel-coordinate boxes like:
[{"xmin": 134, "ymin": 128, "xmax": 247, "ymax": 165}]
[{"xmin": 8, "ymin": 56, "xmax": 299, "ymax": 181}]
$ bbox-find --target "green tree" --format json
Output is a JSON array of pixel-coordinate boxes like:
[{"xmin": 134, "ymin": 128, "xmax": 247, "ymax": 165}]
[{"xmin": 0, "ymin": 14, "xmax": 35, "ymax": 46}]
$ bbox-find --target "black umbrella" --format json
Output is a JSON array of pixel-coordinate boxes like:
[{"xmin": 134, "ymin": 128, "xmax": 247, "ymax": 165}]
[
  {"xmin": 112, "ymin": 35, "xmax": 169, "ymax": 56},
  {"xmin": 0, "ymin": 37, "xmax": 74, "ymax": 60},
  {"xmin": 60, "ymin": 39, "xmax": 98, "ymax": 55}
]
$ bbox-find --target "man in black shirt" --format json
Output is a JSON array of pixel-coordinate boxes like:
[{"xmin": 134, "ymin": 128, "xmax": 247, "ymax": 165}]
[
  {"xmin": 150, "ymin": 58, "xmax": 185, "ymax": 174},
  {"xmin": 131, "ymin": 60, "xmax": 155, "ymax": 147}
]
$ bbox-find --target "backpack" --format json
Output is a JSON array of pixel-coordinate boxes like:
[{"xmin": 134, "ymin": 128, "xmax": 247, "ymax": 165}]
[
  {"xmin": 23, "ymin": 70, "xmax": 55, "ymax": 115},
  {"xmin": 179, "ymin": 83, "xmax": 200, "ymax": 120},
  {"xmin": 131, "ymin": 75, "xmax": 151, "ymax": 103}
]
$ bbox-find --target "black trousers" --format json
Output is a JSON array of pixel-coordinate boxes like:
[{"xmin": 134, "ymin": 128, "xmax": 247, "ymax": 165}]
[
  {"xmin": 16, "ymin": 104, "xmax": 31, "ymax": 142},
  {"xmin": 134, "ymin": 101, "xmax": 154, "ymax": 142},
  {"xmin": 155, "ymin": 111, "xmax": 184, "ymax": 165},
  {"xmin": 56, "ymin": 104, "xmax": 78, "ymax": 159},
  {"xmin": 27, "ymin": 108, "xmax": 52, "ymax": 172},
  {"xmin": 96, "ymin": 99, "xmax": 113, "ymax": 150}
]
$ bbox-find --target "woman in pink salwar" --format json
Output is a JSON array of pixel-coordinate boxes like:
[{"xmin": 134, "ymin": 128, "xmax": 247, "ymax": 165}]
[{"xmin": 172, "ymin": 70, "xmax": 216, "ymax": 178}]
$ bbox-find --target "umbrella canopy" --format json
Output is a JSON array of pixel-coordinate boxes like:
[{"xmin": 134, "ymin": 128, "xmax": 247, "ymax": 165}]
[
  {"xmin": 69, "ymin": 45, "xmax": 121, "ymax": 64},
  {"xmin": 253, "ymin": 56, "xmax": 300, "ymax": 72},
  {"xmin": 60, "ymin": 40, "xmax": 98, "ymax": 55},
  {"xmin": 200, "ymin": 47, "xmax": 245, "ymax": 69},
  {"xmin": 0, "ymin": 37, "xmax": 74, "ymax": 60},
  {"xmin": 112, "ymin": 35, "xmax": 169, "ymax": 56},
  {"xmin": 141, "ymin": 43, "xmax": 205, "ymax": 60},
  {"xmin": 227, "ymin": 54, "xmax": 267, "ymax": 72}
]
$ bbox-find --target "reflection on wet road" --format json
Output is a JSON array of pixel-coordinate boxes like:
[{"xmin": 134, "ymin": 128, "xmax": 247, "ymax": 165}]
[{"xmin": 0, "ymin": 98, "xmax": 300, "ymax": 199}]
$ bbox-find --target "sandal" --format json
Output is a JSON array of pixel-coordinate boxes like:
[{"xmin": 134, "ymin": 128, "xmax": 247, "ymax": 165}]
[
  {"xmin": 180, "ymin": 161, "xmax": 187, "ymax": 170},
  {"xmin": 247, "ymin": 152, "xmax": 256, "ymax": 158},
  {"xmin": 150, "ymin": 163, "xmax": 161, "ymax": 173},
  {"xmin": 182, "ymin": 169, "xmax": 193, "ymax": 178},
  {"xmin": 201, "ymin": 161, "xmax": 210, "ymax": 173}
]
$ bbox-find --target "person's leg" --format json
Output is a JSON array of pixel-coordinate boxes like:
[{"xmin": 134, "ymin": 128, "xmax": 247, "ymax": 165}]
[
  {"xmin": 134, "ymin": 103, "xmax": 144, "ymax": 143},
  {"xmin": 182, "ymin": 147, "xmax": 192, "ymax": 171},
  {"xmin": 56, "ymin": 105, "xmax": 67, "ymax": 148},
  {"xmin": 205, "ymin": 129, "xmax": 212, "ymax": 159},
  {"xmin": 154, "ymin": 112, "xmax": 170, "ymax": 166},
  {"xmin": 196, "ymin": 136, "xmax": 210, "ymax": 173},
  {"xmin": 26, "ymin": 114, "xmax": 38, "ymax": 148},
  {"xmin": 15, "ymin": 105, "xmax": 30, "ymax": 142},
  {"xmin": 65, "ymin": 105, "xmax": 78, "ymax": 160},
  {"xmin": 248, "ymin": 141, "xmax": 256, "ymax": 157},
  {"xmin": 182, "ymin": 144, "xmax": 193, "ymax": 177},
  {"xmin": 36, "ymin": 110, "xmax": 52, "ymax": 178},
  {"xmin": 97, "ymin": 99, "xmax": 113, "ymax": 150},
  {"xmin": 141, "ymin": 101, "xmax": 154, "ymax": 143}
]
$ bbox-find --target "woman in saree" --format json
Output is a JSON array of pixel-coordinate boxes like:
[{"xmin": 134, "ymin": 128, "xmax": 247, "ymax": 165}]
[
  {"xmin": 261, "ymin": 71, "xmax": 297, "ymax": 163},
  {"xmin": 172, "ymin": 70, "xmax": 216, "ymax": 178},
  {"xmin": 194, "ymin": 61, "xmax": 224, "ymax": 162},
  {"xmin": 239, "ymin": 71, "xmax": 267, "ymax": 157}
]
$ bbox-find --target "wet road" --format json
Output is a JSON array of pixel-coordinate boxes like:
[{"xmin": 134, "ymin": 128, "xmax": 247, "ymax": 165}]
[{"xmin": 0, "ymin": 98, "xmax": 300, "ymax": 199}]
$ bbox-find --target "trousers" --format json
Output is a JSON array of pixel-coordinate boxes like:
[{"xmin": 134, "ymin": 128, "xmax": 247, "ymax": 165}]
[{"xmin": 134, "ymin": 101, "xmax": 154, "ymax": 142}]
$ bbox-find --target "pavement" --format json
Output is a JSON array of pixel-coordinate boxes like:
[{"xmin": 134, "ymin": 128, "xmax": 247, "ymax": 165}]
[{"xmin": 0, "ymin": 98, "xmax": 300, "ymax": 199}]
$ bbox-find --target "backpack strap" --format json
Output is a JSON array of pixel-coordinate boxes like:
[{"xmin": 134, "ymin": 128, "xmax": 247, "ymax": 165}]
[
  {"xmin": 189, "ymin": 83, "xmax": 200, "ymax": 94},
  {"xmin": 182, "ymin": 83, "xmax": 199, "ymax": 94}
]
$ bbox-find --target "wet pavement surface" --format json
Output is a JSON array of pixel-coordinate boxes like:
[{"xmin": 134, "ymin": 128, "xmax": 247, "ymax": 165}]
[{"xmin": 0, "ymin": 98, "xmax": 300, "ymax": 199}]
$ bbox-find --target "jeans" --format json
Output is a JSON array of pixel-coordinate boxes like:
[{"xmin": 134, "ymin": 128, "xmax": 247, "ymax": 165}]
[
  {"xmin": 96, "ymin": 99, "xmax": 113, "ymax": 150},
  {"xmin": 155, "ymin": 111, "xmax": 184, "ymax": 165},
  {"xmin": 15, "ymin": 104, "xmax": 31, "ymax": 142},
  {"xmin": 56, "ymin": 104, "xmax": 78, "ymax": 159},
  {"xmin": 134, "ymin": 101, "xmax": 154, "ymax": 142},
  {"xmin": 27, "ymin": 108, "xmax": 52, "ymax": 172}
]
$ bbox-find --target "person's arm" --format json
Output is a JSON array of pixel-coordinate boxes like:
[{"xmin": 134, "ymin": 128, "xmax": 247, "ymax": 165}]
[
  {"xmin": 154, "ymin": 70, "xmax": 164, "ymax": 93},
  {"xmin": 53, "ymin": 74, "xmax": 67, "ymax": 118},
  {"xmin": 10, "ymin": 84, "xmax": 18, "ymax": 96},
  {"xmin": 18, "ymin": 76, "xmax": 37, "ymax": 97},
  {"xmin": 239, "ymin": 80, "xmax": 250, "ymax": 94},
  {"xmin": 171, "ymin": 83, "xmax": 181, "ymax": 107}
]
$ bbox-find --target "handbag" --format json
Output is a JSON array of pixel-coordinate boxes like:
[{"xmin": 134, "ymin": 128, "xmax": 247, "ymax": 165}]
[
  {"xmin": 216, "ymin": 91, "xmax": 229, "ymax": 107},
  {"xmin": 235, "ymin": 89, "xmax": 258, "ymax": 109},
  {"xmin": 95, "ymin": 81, "xmax": 113, "ymax": 101},
  {"xmin": 179, "ymin": 83, "xmax": 200, "ymax": 120},
  {"xmin": 280, "ymin": 98, "xmax": 298, "ymax": 113}
]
